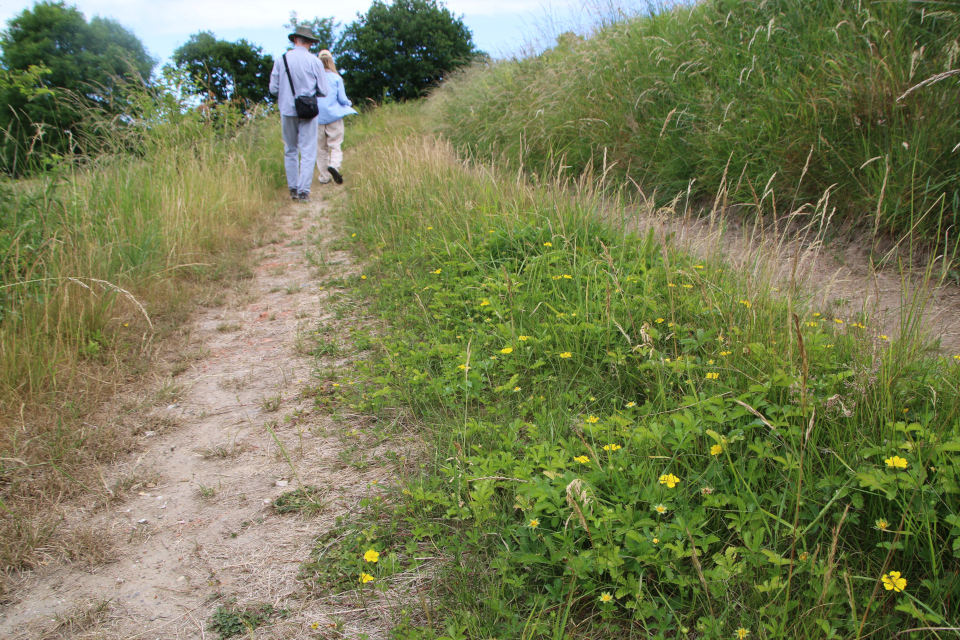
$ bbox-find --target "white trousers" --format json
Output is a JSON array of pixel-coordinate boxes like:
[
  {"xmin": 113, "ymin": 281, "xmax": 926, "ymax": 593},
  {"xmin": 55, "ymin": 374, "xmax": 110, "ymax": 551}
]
[
  {"xmin": 317, "ymin": 119, "xmax": 345, "ymax": 180},
  {"xmin": 281, "ymin": 115, "xmax": 319, "ymax": 194}
]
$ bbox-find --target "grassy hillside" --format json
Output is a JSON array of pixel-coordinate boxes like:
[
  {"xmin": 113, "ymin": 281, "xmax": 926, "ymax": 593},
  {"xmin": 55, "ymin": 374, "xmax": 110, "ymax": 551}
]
[
  {"xmin": 310, "ymin": 104, "xmax": 960, "ymax": 639},
  {"xmin": 433, "ymin": 0, "xmax": 960, "ymax": 254}
]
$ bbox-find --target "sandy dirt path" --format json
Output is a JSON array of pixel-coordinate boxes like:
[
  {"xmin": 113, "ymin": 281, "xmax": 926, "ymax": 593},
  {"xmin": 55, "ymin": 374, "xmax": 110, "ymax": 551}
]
[{"xmin": 0, "ymin": 192, "xmax": 403, "ymax": 639}]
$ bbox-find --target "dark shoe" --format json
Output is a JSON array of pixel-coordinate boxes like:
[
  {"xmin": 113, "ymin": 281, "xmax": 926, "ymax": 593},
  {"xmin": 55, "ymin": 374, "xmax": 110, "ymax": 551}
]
[
  {"xmin": 289, "ymin": 186, "xmax": 298, "ymax": 199},
  {"xmin": 297, "ymin": 191, "xmax": 310, "ymax": 202},
  {"xmin": 327, "ymin": 166, "xmax": 343, "ymax": 184}
]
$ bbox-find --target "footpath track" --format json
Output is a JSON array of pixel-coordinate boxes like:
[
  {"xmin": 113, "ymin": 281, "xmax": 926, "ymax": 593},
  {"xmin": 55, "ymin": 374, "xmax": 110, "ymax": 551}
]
[{"xmin": 0, "ymin": 193, "xmax": 397, "ymax": 639}]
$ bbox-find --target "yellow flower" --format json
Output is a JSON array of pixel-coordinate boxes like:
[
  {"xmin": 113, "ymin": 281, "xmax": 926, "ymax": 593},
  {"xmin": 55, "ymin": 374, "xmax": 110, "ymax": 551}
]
[
  {"xmin": 710, "ymin": 444, "xmax": 723, "ymax": 456},
  {"xmin": 805, "ymin": 321, "xmax": 818, "ymax": 327},
  {"xmin": 513, "ymin": 386, "xmax": 521, "ymax": 392},
  {"xmin": 563, "ymin": 274, "xmax": 572, "ymax": 279},
  {"xmin": 654, "ymin": 504, "xmax": 667, "ymax": 514},
  {"xmin": 361, "ymin": 275, "xmax": 367, "ymax": 280},
  {"xmin": 426, "ymin": 226, "xmax": 433, "ymax": 230},
  {"xmin": 706, "ymin": 372, "xmax": 719, "ymax": 380},
  {"xmin": 682, "ymin": 284, "xmax": 693, "ymax": 289},
  {"xmin": 707, "ymin": 359, "xmax": 714, "ymax": 365},
  {"xmin": 457, "ymin": 364, "xmax": 469, "ymax": 370},
  {"xmin": 351, "ymin": 233, "xmax": 357, "ymax": 237},
  {"xmin": 694, "ymin": 265, "xmax": 704, "ymax": 269},
  {"xmin": 881, "ymin": 335, "xmax": 890, "ymax": 340},
  {"xmin": 529, "ymin": 518, "xmax": 539, "ymax": 528},
  {"xmin": 603, "ymin": 444, "xmax": 622, "ymax": 451},
  {"xmin": 359, "ymin": 573, "xmax": 374, "ymax": 584},
  {"xmin": 500, "ymin": 347, "xmax": 513, "ymax": 354},
  {"xmin": 586, "ymin": 415, "xmax": 599, "ymax": 424},
  {"xmin": 574, "ymin": 455, "xmax": 589, "ymax": 463},
  {"xmin": 739, "ymin": 300, "xmax": 751, "ymax": 308},
  {"xmin": 735, "ymin": 628, "xmax": 750, "ymax": 639},
  {"xmin": 720, "ymin": 351, "xmax": 731, "ymax": 356},
  {"xmin": 599, "ymin": 592, "xmax": 613, "ymax": 603},
  {"xmin": 518, "ymin": 335, "xmax": 529, "ymax": 341},
  {"xmin": 885, "ymin": 455, "xmax": 908, "ymax": 469},
  {"xmin": 876, "ymin": 519, "xmax": 889, "ymax": 531},
  {"xmin": 813, "ymin": 312, "xmax": 821, "ymax": 317},
  {"xmin": 543, "ymin": 242, "xmax": 553, "ymax": 247},
  {"xmin": 659, "ymin": 473, "xmax": 680, "ymax": 488},
  {"xmin": 480, "ymin": 299, "xmax": 490, "ymax": 306},
  {"xmin": 559, "ymin": 352, "xmax": 572, "ymax": 359},
  {"xmin": 364, "ymin": 549, "xmax": 380, "ymax": 563},
  {"xmin": 798, "ymin": 552, "xmax": 809, "ymax": 562},
  {"xmin": 433, "ymin": 268, "xmax": 442, "ymax": 274},
  {"xmin": 311, "ymin": 622, "xmax": 320, "ymax": 630},
  {"xmin": 652, "ymin": 537, "xmax": 659, "ymax": 544},
  {"xmin": 882, "ymin": 571, "xmax": 907, "ymax": 593},
  {"xmin": 626, "ymin": 401, "xmax": 636, "ymax": 408},
  {"xmin": 668, "ymin": 283, "xmax": 677, "ymax": 288},
  {"xmin": 834, "ymin": 318, "xmax": 843, "ymax": 324}
]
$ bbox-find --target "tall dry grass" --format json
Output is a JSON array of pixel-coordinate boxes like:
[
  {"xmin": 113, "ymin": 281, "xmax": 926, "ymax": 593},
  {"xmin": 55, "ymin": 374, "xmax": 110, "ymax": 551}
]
[
  {"xmin": 432, "ymin": 0, "xmax": 960, "ymax": 258},
  {"xmin": 0, "ymin": 96, "xmax": 285, "ymax": 567}
]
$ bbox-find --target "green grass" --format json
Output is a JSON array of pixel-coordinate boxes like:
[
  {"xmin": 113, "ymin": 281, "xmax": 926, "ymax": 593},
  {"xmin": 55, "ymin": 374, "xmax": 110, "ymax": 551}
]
[
  {"xmin": 313, "ymin": 103, "xmax": 960, "ymax": 639},
  {"xmin": 0, "ymin": 92, "xmax": 285, "ymax": 567},
  {"xmin": 431, "ymin": 0, "xmax": 960, "ymax": 257}
]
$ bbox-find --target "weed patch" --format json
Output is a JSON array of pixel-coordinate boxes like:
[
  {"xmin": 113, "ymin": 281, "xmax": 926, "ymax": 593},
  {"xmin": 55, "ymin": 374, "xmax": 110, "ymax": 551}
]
[
  {"xmin": 329, "ymin": 105, "xmax": 960, "ymax": 638},
  {"xmin": 208, "ymin": 602, "xmax": 286, "ymax": 639}
]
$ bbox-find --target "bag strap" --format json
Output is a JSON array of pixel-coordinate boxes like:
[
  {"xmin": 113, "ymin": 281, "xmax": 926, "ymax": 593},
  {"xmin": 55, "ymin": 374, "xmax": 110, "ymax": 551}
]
[{"xmin": 282, "ymin": 52, "xmax": 298, "ymax": 98}]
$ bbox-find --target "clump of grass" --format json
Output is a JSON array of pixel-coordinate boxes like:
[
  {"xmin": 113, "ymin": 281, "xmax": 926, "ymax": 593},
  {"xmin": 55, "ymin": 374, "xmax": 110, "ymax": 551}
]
[
  {"xmin": 272, "ymin": 486, "xmax": 326, "ymax": 515},
  {"xmin": 330, "ymin": 104, "xmax": 960, "ymax": 638},
  {"xmin": 433, "ymin": 0, "xmax": 960, "ymax": 258}
]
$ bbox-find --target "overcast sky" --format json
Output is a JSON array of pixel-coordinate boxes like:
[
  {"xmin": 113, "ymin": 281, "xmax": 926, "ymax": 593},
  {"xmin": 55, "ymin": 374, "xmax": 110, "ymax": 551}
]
[{"xmin": 0, "ymin": 0, "xmax": 602, "ymax": 66}]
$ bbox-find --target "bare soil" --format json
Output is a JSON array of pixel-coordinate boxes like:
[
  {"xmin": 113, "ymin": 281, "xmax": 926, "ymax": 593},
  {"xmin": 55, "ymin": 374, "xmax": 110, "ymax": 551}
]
[{"xmin": 0, "ymin": 191, "xmax": 409, "ymax": 639}]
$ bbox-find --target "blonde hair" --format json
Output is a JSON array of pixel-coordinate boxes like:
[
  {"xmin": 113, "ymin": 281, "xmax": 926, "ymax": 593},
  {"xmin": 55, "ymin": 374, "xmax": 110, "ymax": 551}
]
[{"xmin": 318, "ymin": 50, "xmax": 337, "ymax": 74}]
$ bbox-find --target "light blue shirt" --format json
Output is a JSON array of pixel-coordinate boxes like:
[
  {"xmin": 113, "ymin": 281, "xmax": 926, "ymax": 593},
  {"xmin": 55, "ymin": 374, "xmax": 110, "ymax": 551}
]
[
  {"xmin": 269, "ymin": 47, "xmax": 329, "ymax": 118},
  {"xmin": 317, "ymin": 71, "xmax": 358, "ymax": 124}
]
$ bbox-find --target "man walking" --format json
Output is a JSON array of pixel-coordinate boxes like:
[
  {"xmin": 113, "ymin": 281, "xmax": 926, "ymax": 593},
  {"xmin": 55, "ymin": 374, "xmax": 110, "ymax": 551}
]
[{"xmin": 269, "ymin": 26, "xmax": 330, "ymax": 202}]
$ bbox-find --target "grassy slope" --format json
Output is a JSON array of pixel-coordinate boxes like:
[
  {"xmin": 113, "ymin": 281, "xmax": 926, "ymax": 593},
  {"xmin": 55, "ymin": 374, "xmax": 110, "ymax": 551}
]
[
  {"xmin": 432, "ymin": 0, "xmax": 960, "ymax": 254},
  {"xmin": 318, "ymin": 104, "xmax": 960, "ymax": 639},
  {"xmin": 0, "ymin": 104, "xmax": 285, "ymax": 567}
]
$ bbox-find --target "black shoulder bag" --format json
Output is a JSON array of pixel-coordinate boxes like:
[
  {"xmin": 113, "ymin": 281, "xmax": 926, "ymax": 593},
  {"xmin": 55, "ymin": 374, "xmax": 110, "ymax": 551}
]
[{"xmin": 282, "ymin": 52, "xmax": 319, "ymax": 120}]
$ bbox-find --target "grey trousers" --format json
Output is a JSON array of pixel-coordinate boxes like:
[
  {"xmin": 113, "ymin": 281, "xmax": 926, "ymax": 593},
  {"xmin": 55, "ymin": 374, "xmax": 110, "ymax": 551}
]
[{"xmin": 281, "ymin": 115, "xmax": 319, "ymax": 194}]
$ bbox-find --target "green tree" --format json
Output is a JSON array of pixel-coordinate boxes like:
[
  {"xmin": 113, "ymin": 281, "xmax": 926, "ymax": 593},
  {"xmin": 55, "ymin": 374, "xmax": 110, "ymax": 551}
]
[
  {"xmin": 284, "ymin": 12, "xmax": 337, "ymax": 56},
  {"xmin": 0, "ymin": 1, "xmax": 155, "ymax": 173},
  {"xmin": 335, "ymin": 0, "xmax": 479, "ymax": 104},
  {"xmin": 171, "ymin": 32, "xmax": 274, "ymax": 105}
]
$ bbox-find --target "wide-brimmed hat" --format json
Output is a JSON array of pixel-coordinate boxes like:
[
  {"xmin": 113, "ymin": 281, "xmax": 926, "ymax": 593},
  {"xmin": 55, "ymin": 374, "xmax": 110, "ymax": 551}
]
[{"xmin": 288, "ymin": 26, "xmax": 320, "ymax": 43}]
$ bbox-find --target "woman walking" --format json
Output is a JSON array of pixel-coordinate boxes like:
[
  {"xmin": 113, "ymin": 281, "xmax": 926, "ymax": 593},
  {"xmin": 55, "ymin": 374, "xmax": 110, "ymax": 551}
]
[{"xmin": 316, "ymin": 50, "xmax": 357, "ymax": 185}]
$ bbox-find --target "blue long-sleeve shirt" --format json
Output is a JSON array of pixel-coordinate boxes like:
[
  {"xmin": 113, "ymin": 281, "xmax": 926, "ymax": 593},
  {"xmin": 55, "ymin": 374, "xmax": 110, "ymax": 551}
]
[
  {"xmin": 317, "ymin": 71, "xmax": 358, "ymax": 124},
  {"xmin": 269, "ymin": 47, "xmax": 329, "ymax": 118}
]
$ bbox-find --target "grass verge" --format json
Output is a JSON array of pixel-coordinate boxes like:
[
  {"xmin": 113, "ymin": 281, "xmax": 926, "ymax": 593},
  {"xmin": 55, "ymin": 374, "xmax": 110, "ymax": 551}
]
[
  {"xmin": 0, "ymin": 103, "xmax": 285, "ymax": 568},
  {"xmin": 312, "ymin": 103, "xmax": 960, "ymax": 639}
]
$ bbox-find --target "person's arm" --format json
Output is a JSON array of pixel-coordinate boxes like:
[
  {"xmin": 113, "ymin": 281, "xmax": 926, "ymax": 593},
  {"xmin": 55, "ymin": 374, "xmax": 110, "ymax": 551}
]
[
  {"xmin": 269, "ymin": 58, "xmax": 280, "ymax": 96},
  {"xmin": 337, "ymin": 77, "xmax": 352, "ymax": 107}
]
